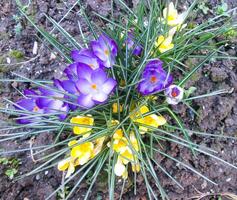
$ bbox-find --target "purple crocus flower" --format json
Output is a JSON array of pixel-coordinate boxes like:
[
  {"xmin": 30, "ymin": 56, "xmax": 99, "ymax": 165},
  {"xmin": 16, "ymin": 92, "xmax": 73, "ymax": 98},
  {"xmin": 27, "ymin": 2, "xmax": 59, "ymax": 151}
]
[
  {"xmin": 165, "ymin": 85, "xmax": 184, "ymax": 105},
  {"xmin": 76, "ymin": 64, "xmax": 117, "ymax": 108},
  {"xmin": 14, "ymin": 89, "xmax": 43, "ymax": 124},
  {"xmin": 70, "ymin": 49, "xmax": 103, "ymax": 70},
  {"xmin": 91, "ymin": 34, "xmax": 118, "ymax": 68},
  {"xmin": 37, "ymin": 79, "xmax": 69, "ymax": 120},
  {"xmin": 126, "ymin": 32, "xmax": 143, "ymax": 56},
  {"xmin": 137, "ymin": 59, "xmax": 173, "ymax": 95}
]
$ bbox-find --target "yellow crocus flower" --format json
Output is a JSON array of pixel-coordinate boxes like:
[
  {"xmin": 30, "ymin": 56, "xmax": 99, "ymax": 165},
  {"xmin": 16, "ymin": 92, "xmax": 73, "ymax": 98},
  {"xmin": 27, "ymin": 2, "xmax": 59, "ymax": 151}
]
[
  {"xmin": 70, "ymin": 115, "xmax": 94, "ymax": 136},
  {"xmin": 132, "ymin": 105, "xmax": 167, "ymax": 134},
  {"xmin": 58, "ymin": 136, "xmax": 105, "ymax": 178},
  {"xmin": 57, "ymin": 140, "xmax": 81, "ymax": 178},
  {"xmin": 162, "ymin": 2, "xmax": 186, "ymax": 27},
  {"xmin": 155, "ymin": 35, "xmax": 174, "ymax": 53}
]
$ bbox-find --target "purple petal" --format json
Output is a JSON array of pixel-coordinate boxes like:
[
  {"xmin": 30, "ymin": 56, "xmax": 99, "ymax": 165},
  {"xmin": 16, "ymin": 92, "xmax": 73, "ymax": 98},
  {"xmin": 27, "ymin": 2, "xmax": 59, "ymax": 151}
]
[
  {"xmin": 91, "ymin": 69, "xmax": 107, "ymax": 85},
  {"xmin": 77, "ymin": 94, "xmax": 95, "ymax": 109},
  {"xmin": 38, "ymin": 87, "xmax": 55, "ymax": 96},
  {"xmin": 36, "ymin": 97, "xmax": 51, "ymax": 108},
  {"xmin": 17, "ymin": 118, "xmax": 32, "ymax": 124},
  {"xmin": 92, "ymin": 92, "xmax": 108, "ymax": 103},
  {"xmin": 79, "ymin": 49, "xmax": 94, "ymax": 57},
  {"xmin": 45, "ymin": 100, "xmax": 64, "ymax": 113},
  {"xmin": 76, "ymin": 78, "xmax": 92, "ymax": 94},
  {"xmin": 53, "ymin": 79, "xmax": 64, "ymax": 91},
  {"xmin": 15, "ymin": 99, "xmax": 35, "ymax": 111},
  {"xmin": 24, "ymin": 89, "xmax": 38, "ymax": 97},
  {"xmin": 133, "ymin": 46, "xmax": 143, "ymax": 56},
  {"xmin": 77, "ymin": 64, "xmax": 93, "ymax": 80},
  {"xmin": 111, "ymin": 40, "xmax": 118, "ymax": 55},
  {"xmin": 61, "ymin": 80, "xmax": 78, "ymax": 94},
  {"xmin": 71, "ymin": 50, "xmax": 81, "ymax": 61},
  {"xmin": 64, "ymin": 63, "xmax": 78, "ymax": 80},
  {"xmin": 102, "ymin": 78, "xmax": 117, "ymax": 94},
  {"xmin": 91, "ymin": 41, "xmax": 108, "ymax": 62}
]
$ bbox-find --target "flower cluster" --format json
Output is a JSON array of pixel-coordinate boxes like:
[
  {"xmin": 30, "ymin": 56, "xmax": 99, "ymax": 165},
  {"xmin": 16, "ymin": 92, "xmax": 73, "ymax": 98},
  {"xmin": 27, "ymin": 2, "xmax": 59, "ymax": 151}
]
[
  {"xmin": 14, "ymin": 81, "xmax": 69, "ymax": 123},
  {"xmin": 58, "ymin": 136, "xmax": 105, "ymax": 178},
  {"xmin": 111, "ymin": 130, "xmax": 140, "ymax": 179},
  {"xmin": 14, "ymin": 10, "xmax": 185, "ymax": 180},
  {"xmin": 15, "ymin": 34, "xmax": 118, "ymax": 123}
]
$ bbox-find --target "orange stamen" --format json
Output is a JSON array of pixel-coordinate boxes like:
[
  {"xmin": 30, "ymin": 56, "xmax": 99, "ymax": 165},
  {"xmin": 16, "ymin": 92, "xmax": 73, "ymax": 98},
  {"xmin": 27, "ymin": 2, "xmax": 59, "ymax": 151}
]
[
  {"xmin": 171, "ymin": 91, "xmax": 178, "ymax": 97},
  {"xmin": 33, "ymin": 106, "xmax": 39, "ymax": 112},
  {"xmin": 150, "ymin": 76, "xmax": 157, "ymax": 83},
  {"xmin": 104, "ymin": 49, "xmax": 109, "ymax": 56},
  {"xmin": 91, "ymin": 84, "xmax": 97, "ymax": 89}
]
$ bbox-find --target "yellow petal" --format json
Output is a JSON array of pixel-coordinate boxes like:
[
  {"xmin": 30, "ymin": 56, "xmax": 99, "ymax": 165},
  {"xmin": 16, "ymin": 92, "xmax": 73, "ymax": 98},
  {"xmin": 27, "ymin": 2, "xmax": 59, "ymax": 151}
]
[
  {"xmin": 132, "ymin": 163, "xmax": 141, "ymax": 172},
  {"xmin": 163, "ymin": 2, "xmax": 178, "ymax": 25},
  {"xmin": 159, "ymin": 43, "xmax": 174, "ymax": 53},
  {"xmin": 112, "ymin": 103, "xmax": 123, "ymax": 113},
  {"xmin": 169, "ymin": 27, "xmax": 177, "ymax": 37},
  {"xmin": 130, "ymin": 132, "xmax": 139, "ymax": 151},
  {"xmin": 113, "ymin": 129, "xmax": 124, "ymax": 139},
  {"xmin": 156, "ymin": 115, "xmax": 167, "ymax": 126},
  {"xmin": 92, "ymin": 137, "xmax": 105, "ymax": 157},
  {"xmin": 65, "ymin": 162, "xmax": 75, "ymax": 178},
  {"xmin": 131, "ymin": 105, "xmax": 149, "ymax": 120},
  {"xmin": 162, "ymin": 36, "xmax": 173, "ymax": 46},
  {"xmin": 157, "ymin": 35, "xmax": 165, "ymax": 46},
  {"xmin": 70, "ymin": 115, "xmax": 94, "ymax": 135},
  {"xmin": 71, "ymin": 142, "xmax": 94, "ymax": 158},
  {"xmin": 57, "ymin": 158, "xmax": 70, "ymax": 171},
  {"xmin": 122, "ymin": 168, "xmax": 128, "ymax": 179},
  {"xmin": 113, "ymin": 138, "xmax": 128, "ymax": 153},
  {"xmin": 139, "ymin": 105, "xmax": 149, "ymax": 114},
  {"xmin": 114, "ymin": 160, "xmax": 126, "ymax": 177},
  {"xmin": 68, "ymin": 140, "xmax": 78, "ymax": 147},
  {"xmin": 120, "ymin": 148, "xmax": 133, "ymax": 164},
  {"xmin": 78, "ymin": 152, "xmax": 91, "ymax": 165}
]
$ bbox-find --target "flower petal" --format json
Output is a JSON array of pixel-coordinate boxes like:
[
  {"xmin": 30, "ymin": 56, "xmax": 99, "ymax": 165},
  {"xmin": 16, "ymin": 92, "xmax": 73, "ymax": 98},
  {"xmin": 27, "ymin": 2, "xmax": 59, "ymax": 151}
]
[
  {"xmin": 36, "ymin": 97, "xmax": 51, "ymax": 108},
  {"xmin": 15, "ymin": 99, "xmax": 35, "ymax": 111},
  {"xmin": 58, "ymin": 158, "xmax": 70, "ymax": 171},
  {"xmin": 77, "ymin": 63, "xmax": 93, "ymax": 80},
  {"xmin": 92, "ymin": 92, "xmax": 108, "ymax": 103},
  {"xmin": 76, "ymin": 79, "xmax": 92, "ymax": 94},
  {"xmin": 77, "ymin": 94, "xmax": 95, "ymax": 109},
  {"xmin": 102, "ymin": 78, "xmax": 117, "ymax": 94},
  {"xmin": 91, "ymin": 68, "xmax": 107, "ymax": 85},
  {"xmin": 64, "ymin": 63, "xmax": 79, "ymax": 80},
  {"xmin": 61, "ymin": 80, "xmax": 78, "ymax": 94},
  {"xmin": 23, "ymin": 89, "xmax": 38, "ymax": 97},
  {"xmin": 65, "ymin": 162, "xmax": 75, "ymax": 178},
  {"xmin": 91, "ymin": 41, "xmax": 108, "ymax": 62},
  {"xmin": 114, "ymin": 161, "xmax": 126, "ymax": 177}
]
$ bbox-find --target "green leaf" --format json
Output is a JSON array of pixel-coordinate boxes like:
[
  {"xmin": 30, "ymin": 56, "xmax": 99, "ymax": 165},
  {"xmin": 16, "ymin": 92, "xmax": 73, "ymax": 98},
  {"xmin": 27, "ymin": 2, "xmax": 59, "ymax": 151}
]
[
  {"xmin": 0, "ymin": 157, "xmax": 9, "ymax": 165},
  {"xmin": 185, "ymin": 86, "xmax": 197, "ymax": 98},
  {"xmin": 5, "ymin": 168, "xmax": 18, "ymax": 179}
]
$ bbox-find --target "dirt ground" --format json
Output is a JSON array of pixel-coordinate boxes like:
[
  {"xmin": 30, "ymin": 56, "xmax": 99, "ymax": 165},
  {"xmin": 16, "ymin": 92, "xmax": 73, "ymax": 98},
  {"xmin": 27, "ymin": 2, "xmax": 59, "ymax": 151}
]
[{"xmin": 0, "ymin": 0, "xmax": 237, "ymax": 199}]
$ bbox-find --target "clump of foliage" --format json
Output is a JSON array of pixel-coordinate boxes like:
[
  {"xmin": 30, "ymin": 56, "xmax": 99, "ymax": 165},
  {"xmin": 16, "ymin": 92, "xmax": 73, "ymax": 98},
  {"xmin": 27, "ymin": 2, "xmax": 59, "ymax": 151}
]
[
  {"xmin": 0, "ymin": 157, "xmax": 20, "ymax": 179},
  {"xmin": 0, "ymin": 0, "xmax": 237, "ymax": 199}
]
